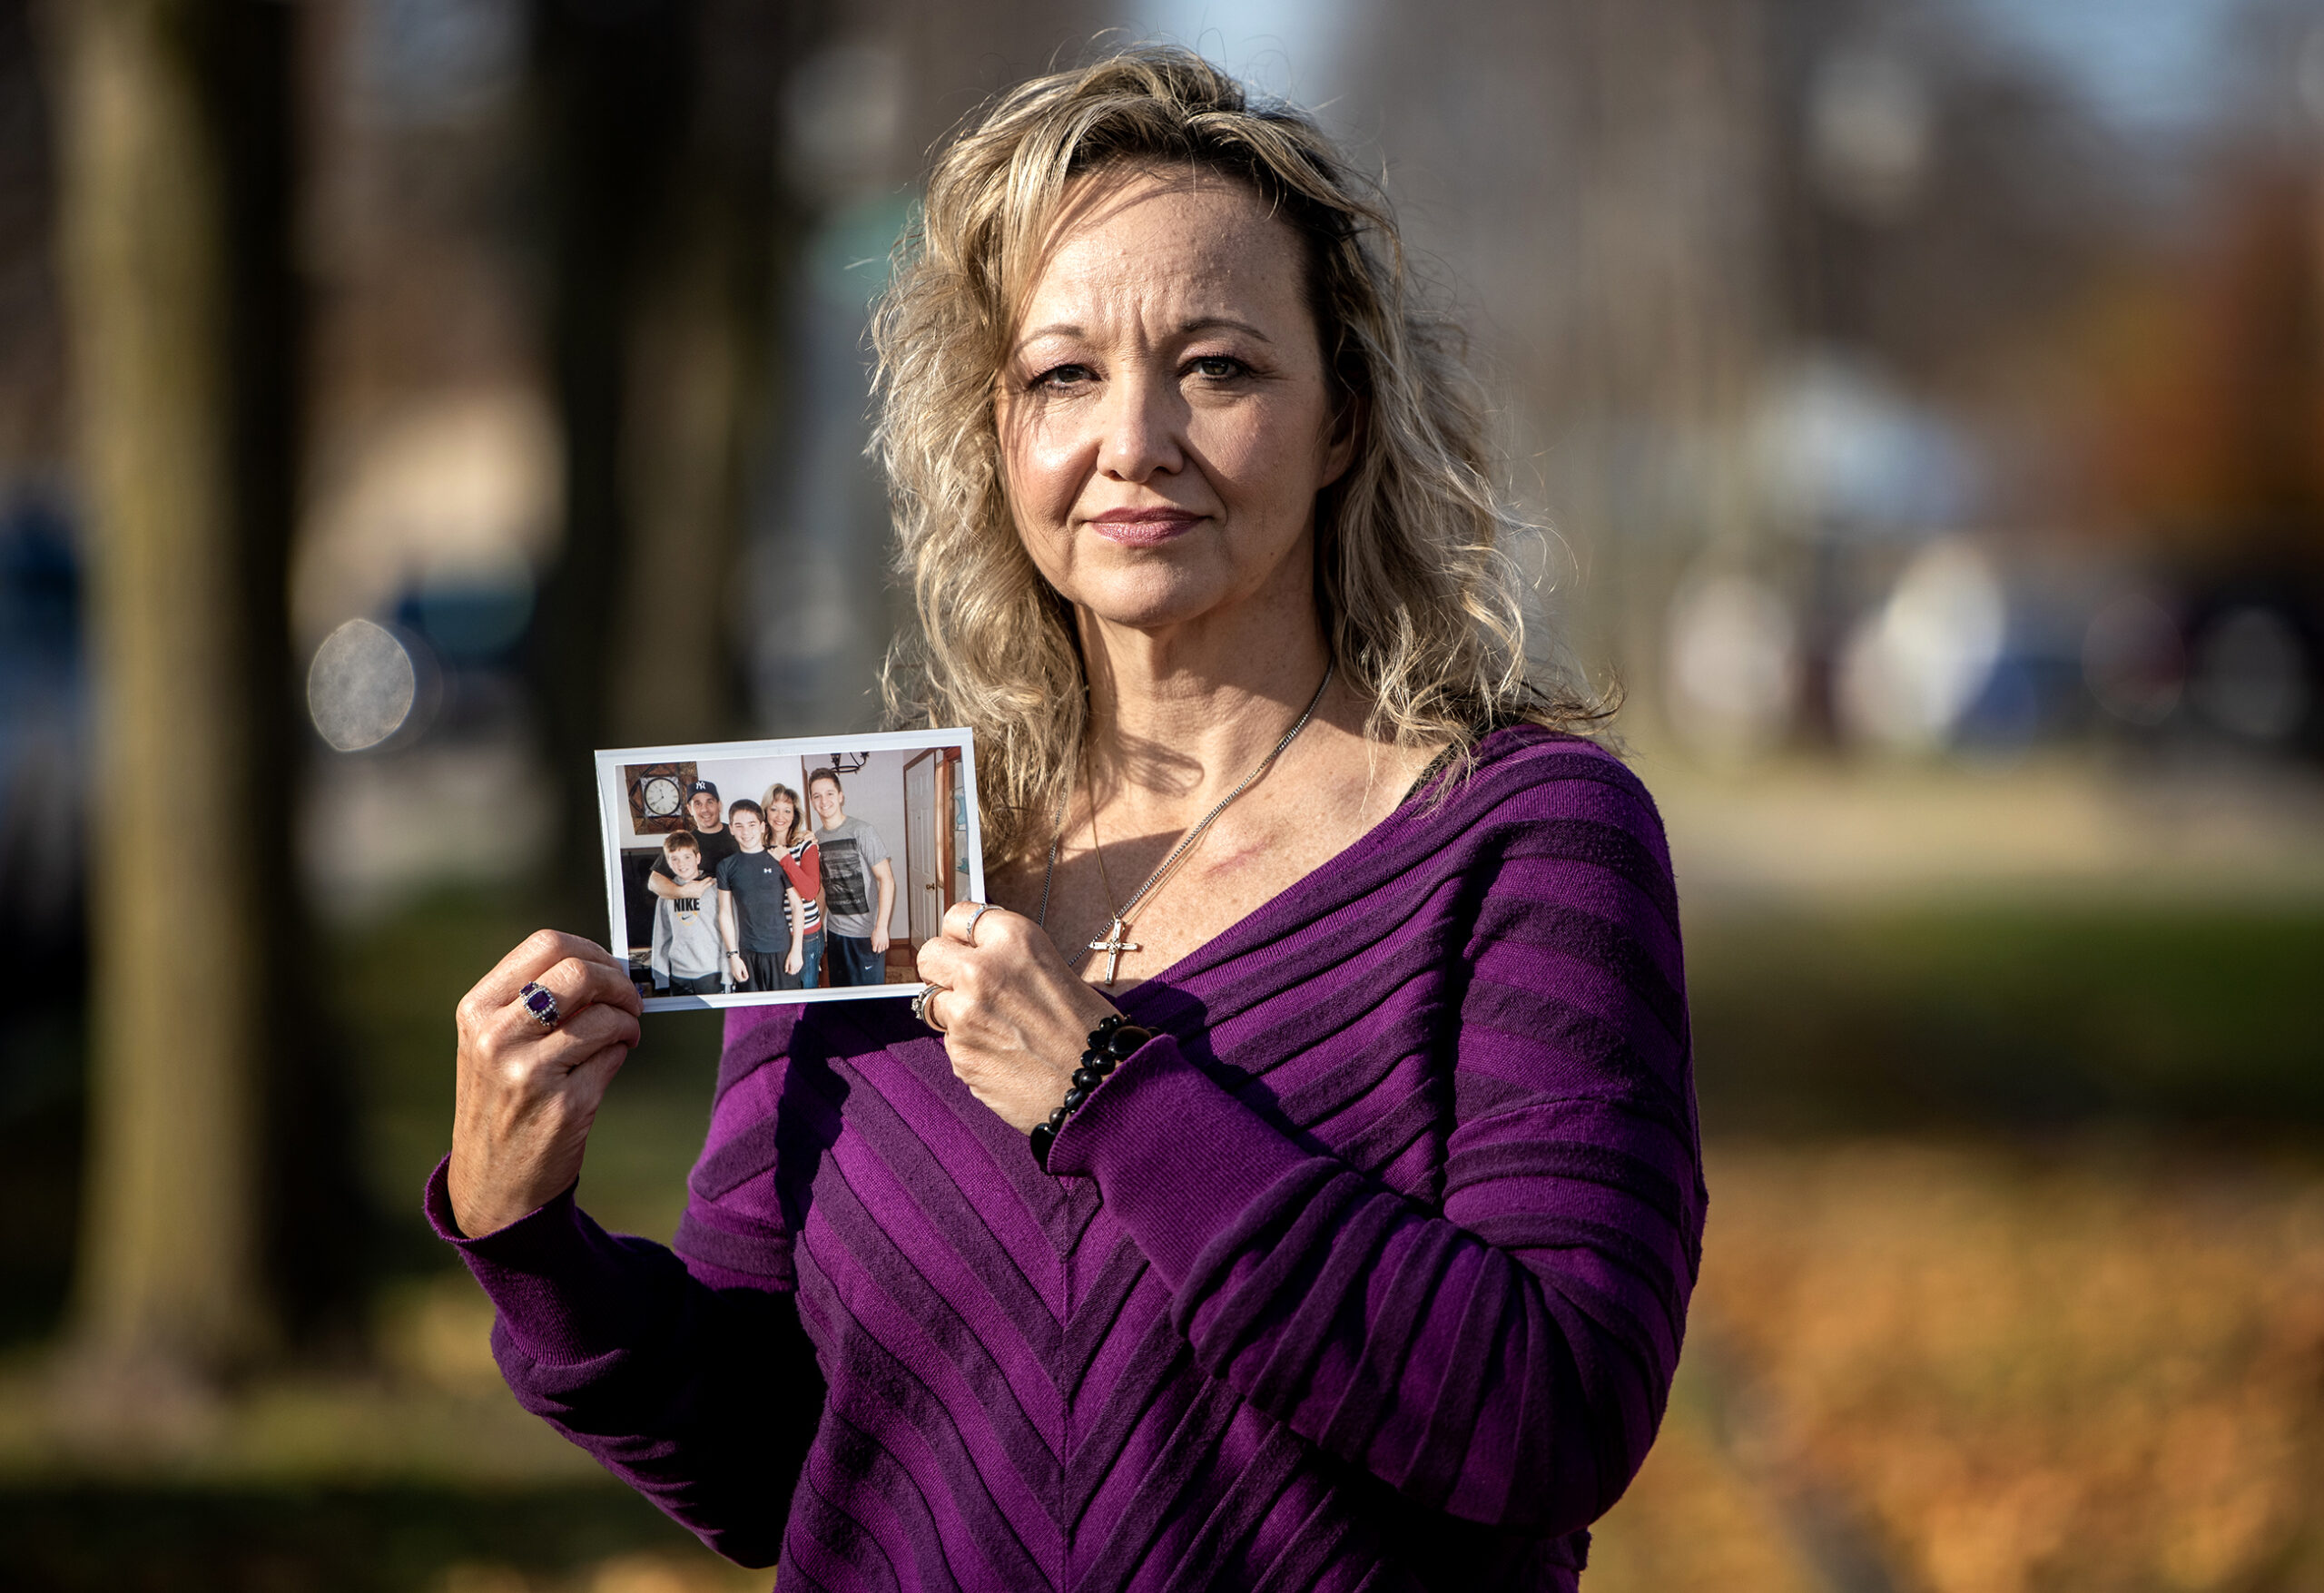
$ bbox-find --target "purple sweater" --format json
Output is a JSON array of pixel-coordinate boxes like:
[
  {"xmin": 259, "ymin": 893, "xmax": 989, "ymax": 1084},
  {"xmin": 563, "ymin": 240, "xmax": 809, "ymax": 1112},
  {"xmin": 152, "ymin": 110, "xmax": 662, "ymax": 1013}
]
[{"xmin": 427, "ymin": 727, "xmax": 1704, "ymax": 1590}]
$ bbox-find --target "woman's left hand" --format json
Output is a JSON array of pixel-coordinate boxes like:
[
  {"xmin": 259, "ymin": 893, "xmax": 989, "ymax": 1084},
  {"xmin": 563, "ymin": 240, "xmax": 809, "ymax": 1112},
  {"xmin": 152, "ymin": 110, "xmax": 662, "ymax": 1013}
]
[{"xmin": 915, "ymin": 900, "xmax": 1120, "ymax": 1132}]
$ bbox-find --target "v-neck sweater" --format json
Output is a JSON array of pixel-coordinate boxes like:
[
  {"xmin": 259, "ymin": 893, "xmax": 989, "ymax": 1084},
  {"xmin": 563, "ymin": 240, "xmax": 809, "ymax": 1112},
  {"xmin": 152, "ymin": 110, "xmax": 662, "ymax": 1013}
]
[{"xmin": 426, "ymin": 726, "xmax": 1705, "ymax": 1591}]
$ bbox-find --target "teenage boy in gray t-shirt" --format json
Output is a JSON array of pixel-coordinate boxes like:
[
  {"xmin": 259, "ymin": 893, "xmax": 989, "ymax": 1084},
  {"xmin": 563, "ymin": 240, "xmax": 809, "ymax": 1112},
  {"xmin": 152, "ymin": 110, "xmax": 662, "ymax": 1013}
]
[{"xmin": 807, "ymin": 767, "xmax": 895, "ymax": 987}]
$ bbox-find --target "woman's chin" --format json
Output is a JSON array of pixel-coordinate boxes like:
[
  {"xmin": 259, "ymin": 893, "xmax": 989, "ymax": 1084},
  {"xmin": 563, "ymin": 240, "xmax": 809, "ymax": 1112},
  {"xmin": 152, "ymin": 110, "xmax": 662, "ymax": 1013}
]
[
  {"xmin": 1078, "ymin": 587, "xmax": 1241, "ymax": 636},
  {"xmin": 1068, "ymin": 558, "xmax": 1299, "ymax": 639}
]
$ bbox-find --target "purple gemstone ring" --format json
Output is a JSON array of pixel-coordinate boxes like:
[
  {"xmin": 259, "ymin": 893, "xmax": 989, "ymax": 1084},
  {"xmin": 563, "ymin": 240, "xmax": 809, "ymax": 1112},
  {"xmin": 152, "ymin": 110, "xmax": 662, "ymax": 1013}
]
[{"xmin": 517, "ymin": 979, "xmax": 561, "ymax": 1029}]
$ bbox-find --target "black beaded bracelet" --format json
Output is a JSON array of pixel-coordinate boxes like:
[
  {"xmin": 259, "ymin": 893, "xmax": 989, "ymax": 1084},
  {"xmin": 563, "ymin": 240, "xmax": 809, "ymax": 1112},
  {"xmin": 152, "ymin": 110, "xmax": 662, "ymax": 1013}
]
[{"xmin": 1029, "ymin": 1012, "xmax": 1151, "ymax": 1170}]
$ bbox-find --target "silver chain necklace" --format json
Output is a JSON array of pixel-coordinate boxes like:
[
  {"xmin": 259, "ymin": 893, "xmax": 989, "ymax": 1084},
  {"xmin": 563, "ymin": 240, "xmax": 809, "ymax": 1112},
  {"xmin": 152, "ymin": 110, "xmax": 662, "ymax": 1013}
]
[{"xmin": 1038, "ymin": 661, "xmax": 1334, "ymax": 985}]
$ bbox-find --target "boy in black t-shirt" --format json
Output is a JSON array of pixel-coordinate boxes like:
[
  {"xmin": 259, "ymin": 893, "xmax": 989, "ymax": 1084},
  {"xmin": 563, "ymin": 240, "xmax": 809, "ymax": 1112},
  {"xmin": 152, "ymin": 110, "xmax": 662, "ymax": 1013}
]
[{"xmin": 714, "ymin": 800, "xmax": 807, "ymax": 992}]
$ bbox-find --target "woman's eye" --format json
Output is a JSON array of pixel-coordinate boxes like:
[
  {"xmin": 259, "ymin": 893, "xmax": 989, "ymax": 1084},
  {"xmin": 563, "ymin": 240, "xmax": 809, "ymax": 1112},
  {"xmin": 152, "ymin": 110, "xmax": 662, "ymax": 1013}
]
[
  {"xmin": 1029, "ymin": 363, "xmax": 1094, "ymax": 390},
  {"xmin": 1189, "ymin": 355, "xmax": 1246, "ymax": 380}
]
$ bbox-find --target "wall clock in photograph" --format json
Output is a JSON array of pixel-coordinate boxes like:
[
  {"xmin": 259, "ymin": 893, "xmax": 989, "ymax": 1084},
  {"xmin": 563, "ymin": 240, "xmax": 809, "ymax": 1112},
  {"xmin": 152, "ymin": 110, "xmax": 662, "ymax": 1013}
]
[{"xmin": 625, "ymin": 761, "xmax": 698, "ymax": 834}]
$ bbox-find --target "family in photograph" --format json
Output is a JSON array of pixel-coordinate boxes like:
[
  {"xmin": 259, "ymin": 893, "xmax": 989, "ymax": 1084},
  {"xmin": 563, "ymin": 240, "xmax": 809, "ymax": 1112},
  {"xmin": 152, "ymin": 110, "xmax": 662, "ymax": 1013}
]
[{"xmin": 630, "ymin": 768, "xmax": 901, "ymax": 996}]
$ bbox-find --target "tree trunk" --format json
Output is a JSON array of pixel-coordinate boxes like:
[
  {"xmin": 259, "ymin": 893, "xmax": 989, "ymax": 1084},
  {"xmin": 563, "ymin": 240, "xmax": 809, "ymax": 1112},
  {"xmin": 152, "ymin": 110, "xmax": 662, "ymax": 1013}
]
[
  {"xmin": 50, "ymin": 0, "xmax": 293, "ymax": 1395},
  {"xmin": 609, "ymin": 0, "xmax": 793, "ymax": 750},
  {"xmin": 527, "ymin": 0, "xmax": 693, "ymax": 924}
]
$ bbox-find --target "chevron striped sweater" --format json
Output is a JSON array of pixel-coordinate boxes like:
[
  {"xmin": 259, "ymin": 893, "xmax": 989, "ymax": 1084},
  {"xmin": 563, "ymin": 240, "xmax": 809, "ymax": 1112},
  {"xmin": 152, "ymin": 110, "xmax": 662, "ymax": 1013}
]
[{"xmin": 427, "ymin": 727, "xmax": 1705, "ymax": 1590}]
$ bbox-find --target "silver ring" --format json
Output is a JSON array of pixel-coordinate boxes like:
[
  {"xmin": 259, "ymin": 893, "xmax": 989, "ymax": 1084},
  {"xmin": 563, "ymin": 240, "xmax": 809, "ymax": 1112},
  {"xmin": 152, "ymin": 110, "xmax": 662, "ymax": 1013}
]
[
  {"xmin": 911, "ymin": 982, "xmax": 950, "ymax": 1032},
  {"xmin": 963, "ymin": 902, "xmax": 996, "ymax": 946},
  {"xmin": 517, "ymin": 979, "xmax": 561, "ymax": 1029}
]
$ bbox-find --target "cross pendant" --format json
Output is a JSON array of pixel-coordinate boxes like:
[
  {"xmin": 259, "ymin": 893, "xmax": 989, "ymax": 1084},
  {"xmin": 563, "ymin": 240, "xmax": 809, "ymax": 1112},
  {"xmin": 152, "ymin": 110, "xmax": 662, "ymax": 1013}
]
[{"xmin": 1088, "ymin": 916, "xmax": 1140, "ymax": 986}]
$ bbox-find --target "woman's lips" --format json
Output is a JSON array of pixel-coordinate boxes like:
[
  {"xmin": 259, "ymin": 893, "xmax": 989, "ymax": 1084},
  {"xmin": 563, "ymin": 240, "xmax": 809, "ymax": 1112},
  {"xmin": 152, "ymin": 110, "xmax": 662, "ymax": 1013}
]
[{"xmin": 1086, "ymin": 510, "xmax": 1204, "ymax": 546}]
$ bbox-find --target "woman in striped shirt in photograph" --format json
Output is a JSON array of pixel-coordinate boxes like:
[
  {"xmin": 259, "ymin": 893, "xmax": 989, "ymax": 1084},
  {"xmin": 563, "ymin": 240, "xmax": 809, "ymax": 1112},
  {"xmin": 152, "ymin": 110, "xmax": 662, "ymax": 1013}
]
[{"xmin": 761, "ymin": 782, "xmax": 823, "ymax": 992}]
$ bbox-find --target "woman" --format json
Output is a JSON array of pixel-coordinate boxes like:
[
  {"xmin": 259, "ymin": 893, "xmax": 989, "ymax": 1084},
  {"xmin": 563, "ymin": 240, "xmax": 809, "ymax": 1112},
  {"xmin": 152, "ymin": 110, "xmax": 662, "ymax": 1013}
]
[
  {"xmin": 438, "ymin": 46, "xmax": 1702, "ymax": 1592},
  {"xmin": 760, "ymin": 782, "xmax": 824, "ymax": 990}
]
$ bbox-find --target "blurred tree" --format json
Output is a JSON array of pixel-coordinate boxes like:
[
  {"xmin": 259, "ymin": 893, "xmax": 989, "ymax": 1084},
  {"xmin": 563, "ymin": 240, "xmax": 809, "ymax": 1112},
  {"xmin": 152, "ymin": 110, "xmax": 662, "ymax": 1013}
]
[
  {"xmin": 0, "ymin": 0, "xmax": 62, "ymax": 474},
  {"xmin": 1762, "ymin": 0, "xmax": 2126, "ymax": 403},
  {"xmin": 525, "ymin": 0, "xmax": 690, "ymax": 922},
  {"xmin": 2086, "ymin": 159, "xmax": 2324, "ymax": 566},
  {"xmin": 608, "ymin": 0, "xmax": 797, "ymax": 752},
  {"xmin": 51, "ymin": 0, "xmax": 273, "ymax": 1390},
  {"xmin": 527, "ymin": 0, "xmax": 808, "ymax": 920},
  {"xmin": 1338, "ymin": 0, "xmax": 1772, "ymax": 728},
  {"xmin": 1338, "ymin": 0, "xmax": 2153, "ymax": 744},
  {"xmin": 50, "ymin": 0, "xmax": 359, "ymax": 1400}
]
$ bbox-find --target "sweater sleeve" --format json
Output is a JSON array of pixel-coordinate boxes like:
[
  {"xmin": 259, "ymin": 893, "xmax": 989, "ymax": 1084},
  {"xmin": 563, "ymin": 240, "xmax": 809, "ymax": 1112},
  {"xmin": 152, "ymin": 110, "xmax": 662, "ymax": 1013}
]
[
  {"xmin": 1042, "ymin": 759, "xmax": 1703, "ymax": 1536},
  {"xmin": 425, "ymin": 1004, "xmax": 825, "ymax": 1568},
  {"xmin": 777, "ymin": 839, "xmax": 821, "ymax": 901}
]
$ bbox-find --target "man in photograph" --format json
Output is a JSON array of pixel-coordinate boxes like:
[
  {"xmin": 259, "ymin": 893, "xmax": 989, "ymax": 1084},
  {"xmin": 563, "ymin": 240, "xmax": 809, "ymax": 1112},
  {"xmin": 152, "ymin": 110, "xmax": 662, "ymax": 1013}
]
[
  {"xmin": 807, "ymin": 766, "xmax": 895, "ymax": 987},
  {"xmin": 646, "ymin": 780, "xmax": 738, "ymax": 904}
]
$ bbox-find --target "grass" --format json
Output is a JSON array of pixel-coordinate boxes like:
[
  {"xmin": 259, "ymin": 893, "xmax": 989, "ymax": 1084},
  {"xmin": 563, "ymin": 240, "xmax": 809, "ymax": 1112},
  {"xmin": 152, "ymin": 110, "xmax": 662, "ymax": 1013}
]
[{"xmin": 1686, "ymin": 901, "xmax": 2324, "ymax": 1137}]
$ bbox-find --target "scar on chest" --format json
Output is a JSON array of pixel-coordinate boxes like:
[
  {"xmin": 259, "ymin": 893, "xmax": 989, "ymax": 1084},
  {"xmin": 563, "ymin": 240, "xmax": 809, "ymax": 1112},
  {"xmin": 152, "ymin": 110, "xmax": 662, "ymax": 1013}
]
[{"xmin": 1192, "ymin": 841, "xmax": 1273, "ymax": 877}]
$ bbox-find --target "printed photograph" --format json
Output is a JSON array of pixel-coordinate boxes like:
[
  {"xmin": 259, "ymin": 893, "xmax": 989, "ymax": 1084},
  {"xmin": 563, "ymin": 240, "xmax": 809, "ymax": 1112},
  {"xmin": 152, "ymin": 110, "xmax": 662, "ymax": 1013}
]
[{"xmin": 595, "ymin": 729, "xmax": 981, "ymax": 1010}]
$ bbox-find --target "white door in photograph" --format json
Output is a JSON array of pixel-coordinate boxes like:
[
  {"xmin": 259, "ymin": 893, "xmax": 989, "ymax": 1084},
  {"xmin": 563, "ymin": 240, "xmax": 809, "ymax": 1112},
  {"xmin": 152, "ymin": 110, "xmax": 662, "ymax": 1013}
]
[{"xmin": 904, "ymin": 752, "xmax": 940, "ymax": 943}]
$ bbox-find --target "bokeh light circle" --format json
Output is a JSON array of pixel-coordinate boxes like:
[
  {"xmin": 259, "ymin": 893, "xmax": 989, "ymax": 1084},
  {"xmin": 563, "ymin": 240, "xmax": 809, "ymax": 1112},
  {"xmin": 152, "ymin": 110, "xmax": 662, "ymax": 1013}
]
[{"xmin": 307, "ymin": 617, "xmax": 418, "ymax": 752}]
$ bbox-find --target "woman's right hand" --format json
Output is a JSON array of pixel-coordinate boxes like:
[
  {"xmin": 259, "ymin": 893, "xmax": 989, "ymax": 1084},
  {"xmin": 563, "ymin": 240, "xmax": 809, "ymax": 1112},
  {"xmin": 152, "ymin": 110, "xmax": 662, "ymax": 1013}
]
[{"xmin": 448, "ymin": 929, "xmax": 644, "ymax": 1238}]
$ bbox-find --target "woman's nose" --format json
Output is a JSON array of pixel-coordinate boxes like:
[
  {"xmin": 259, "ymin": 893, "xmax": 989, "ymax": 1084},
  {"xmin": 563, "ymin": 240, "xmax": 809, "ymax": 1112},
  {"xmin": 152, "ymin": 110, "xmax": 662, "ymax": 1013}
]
[{"xmin": 1097, "ymin": 369, "xmax": 1184, "ymax": 483}]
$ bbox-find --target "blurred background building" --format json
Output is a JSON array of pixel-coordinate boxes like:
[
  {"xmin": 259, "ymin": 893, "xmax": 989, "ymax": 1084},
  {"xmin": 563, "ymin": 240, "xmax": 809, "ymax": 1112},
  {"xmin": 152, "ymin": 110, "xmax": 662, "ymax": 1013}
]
[{"xmin": 2, "ymin": 1, "xmax": 2322, "ymax": 1590}]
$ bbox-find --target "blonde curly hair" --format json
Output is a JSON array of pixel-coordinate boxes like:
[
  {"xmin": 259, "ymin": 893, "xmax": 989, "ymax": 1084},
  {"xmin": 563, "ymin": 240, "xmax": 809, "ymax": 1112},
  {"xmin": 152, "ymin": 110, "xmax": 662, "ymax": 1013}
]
[{"xmin": 872, "ymin": 43, "xmax": 1598, "ymax": 861}]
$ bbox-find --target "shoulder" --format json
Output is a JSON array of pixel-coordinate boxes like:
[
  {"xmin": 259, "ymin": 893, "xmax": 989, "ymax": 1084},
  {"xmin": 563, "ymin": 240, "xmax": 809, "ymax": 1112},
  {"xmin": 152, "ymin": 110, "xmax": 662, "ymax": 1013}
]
[
  {"xmin": 1430, "ymin": 726, "xmax": 1662, "ymax": 835},
  {"xmin": 1410, "ymin": 728, "xmax": 1677, "ymax": 923}
]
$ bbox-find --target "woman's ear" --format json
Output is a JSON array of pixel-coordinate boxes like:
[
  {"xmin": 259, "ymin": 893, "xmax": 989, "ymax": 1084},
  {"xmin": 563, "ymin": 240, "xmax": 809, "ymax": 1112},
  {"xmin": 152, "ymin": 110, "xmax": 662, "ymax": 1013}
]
[{"xmin": 1318, "ymin": 389, "xmax": 1364, "ymax": 490}]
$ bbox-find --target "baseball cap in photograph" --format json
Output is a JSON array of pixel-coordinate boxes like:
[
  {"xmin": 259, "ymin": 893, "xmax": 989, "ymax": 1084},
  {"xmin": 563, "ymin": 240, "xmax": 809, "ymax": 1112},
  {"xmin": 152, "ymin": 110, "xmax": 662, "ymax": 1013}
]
[{"xmin": 687, "ymin": 780, "xmax": 719, "ymax": 799}]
